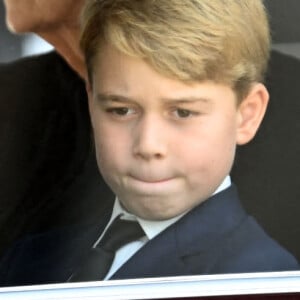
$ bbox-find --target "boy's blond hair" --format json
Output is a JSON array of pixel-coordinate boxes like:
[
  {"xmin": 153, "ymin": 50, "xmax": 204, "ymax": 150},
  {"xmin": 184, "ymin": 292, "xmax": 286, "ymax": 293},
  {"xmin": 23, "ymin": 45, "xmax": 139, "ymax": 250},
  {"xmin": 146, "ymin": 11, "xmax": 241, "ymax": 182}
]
[{"xmin": 81, "ymin": 0, "xmax": 270, "ymax": 101}]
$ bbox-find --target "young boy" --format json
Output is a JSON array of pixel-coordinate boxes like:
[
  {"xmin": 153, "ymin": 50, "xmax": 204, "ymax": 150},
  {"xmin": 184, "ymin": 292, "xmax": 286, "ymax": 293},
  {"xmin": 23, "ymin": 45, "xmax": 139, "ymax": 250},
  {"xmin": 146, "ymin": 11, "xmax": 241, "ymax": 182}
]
[{"xmin": 0, "ymin": 0, "xmax": 298, "ymax": 286}]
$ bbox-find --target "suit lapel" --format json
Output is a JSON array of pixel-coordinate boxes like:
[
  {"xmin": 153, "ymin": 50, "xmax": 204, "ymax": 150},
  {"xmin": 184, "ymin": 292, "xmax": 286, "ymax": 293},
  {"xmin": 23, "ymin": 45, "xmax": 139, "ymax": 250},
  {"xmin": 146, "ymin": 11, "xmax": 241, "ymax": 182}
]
[
  {"xmin": 111, "ymin": 221, "xmax": 189, "ymax": 279},
  {"xmin": 6, "ymin": 205, "xmax": 114, "ymax": 285},
  {"xmin": 55, "ymin": 208, "xmax": 113, "ymax": 281}
]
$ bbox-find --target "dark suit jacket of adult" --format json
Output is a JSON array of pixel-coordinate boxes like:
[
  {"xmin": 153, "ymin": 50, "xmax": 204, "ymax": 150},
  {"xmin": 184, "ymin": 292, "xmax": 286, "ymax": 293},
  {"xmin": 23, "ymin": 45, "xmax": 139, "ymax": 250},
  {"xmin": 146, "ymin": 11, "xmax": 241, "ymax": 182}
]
[
  {"xmin": 0, "ymin": 185, "xmax": 298, "ymax": 287},
  {"xmin": 0, "ymin": 51, "xmax": 112, "ymax": 256},
  {"xmin": 231, "ymin": 50, "xmax": 300, "ymax": 261}
]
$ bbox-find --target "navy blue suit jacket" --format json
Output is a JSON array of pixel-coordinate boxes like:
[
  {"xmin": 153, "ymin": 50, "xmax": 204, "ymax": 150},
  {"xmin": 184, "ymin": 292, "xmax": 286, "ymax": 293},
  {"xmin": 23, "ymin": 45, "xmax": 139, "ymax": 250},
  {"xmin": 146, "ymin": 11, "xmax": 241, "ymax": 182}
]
[{"xmin": 0, "ymin": 186, "xmax": 298, "ymax": 287}]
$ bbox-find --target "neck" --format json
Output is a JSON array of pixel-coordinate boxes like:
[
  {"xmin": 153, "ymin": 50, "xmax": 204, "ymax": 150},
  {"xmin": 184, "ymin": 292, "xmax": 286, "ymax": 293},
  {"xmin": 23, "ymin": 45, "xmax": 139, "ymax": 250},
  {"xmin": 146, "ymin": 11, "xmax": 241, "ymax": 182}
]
[{"xmin": 37, "ymin": 25, "xmax": 87, "ymax": 80}]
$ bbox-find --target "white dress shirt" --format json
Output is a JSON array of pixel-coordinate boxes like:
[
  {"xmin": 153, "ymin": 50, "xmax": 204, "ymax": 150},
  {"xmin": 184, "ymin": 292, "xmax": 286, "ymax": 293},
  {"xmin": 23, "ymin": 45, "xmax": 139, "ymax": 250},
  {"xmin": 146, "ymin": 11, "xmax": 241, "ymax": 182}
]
[{"xmin": 94, "ymin": 175, "xmax": 231, "ymax": 280}]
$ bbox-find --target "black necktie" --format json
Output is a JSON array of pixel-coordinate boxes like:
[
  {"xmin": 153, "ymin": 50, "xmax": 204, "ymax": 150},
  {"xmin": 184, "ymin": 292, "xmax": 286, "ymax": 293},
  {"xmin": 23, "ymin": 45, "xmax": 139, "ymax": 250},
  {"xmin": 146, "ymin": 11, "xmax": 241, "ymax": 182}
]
[{"xmin": 68, "ymin": 216, "xmax": 145, "ymax": 282}]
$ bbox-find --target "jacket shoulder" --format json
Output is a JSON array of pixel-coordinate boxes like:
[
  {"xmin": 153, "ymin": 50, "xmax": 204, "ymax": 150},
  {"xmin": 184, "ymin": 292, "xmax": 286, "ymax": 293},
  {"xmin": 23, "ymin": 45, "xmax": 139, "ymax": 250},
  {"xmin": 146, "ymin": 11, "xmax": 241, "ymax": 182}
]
[{"xmin": 187, "ymin": 216, "xmax": 299, "ymax": 274}]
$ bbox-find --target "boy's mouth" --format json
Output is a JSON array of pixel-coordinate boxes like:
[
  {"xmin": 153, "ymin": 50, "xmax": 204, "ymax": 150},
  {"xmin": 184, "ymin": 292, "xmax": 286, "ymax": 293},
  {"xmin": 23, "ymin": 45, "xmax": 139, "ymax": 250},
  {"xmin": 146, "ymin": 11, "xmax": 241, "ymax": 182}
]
[
  {"xmin": 123, "ymin": 174, "xmax": 182, "ymax": 196},
  {"xmin": 128, "ymin": 174, "xmax": 173, "ymax": 184}
]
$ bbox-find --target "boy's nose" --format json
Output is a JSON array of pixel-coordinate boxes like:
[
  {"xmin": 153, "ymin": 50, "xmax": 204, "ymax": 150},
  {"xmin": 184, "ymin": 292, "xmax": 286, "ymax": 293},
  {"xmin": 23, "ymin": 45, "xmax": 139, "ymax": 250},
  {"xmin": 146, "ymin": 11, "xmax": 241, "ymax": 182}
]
[{"xmin": 132, "ymin": 115, "xmax": 167, "ymax": 160}]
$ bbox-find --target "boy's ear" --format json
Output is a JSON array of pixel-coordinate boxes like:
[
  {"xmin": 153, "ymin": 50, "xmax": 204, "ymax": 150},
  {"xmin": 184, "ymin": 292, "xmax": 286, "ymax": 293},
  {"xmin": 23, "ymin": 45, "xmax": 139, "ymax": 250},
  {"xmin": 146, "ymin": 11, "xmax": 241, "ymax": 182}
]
[{"xmin": 236, "ymin": 83, "xmax": 269, "ymax": 145}]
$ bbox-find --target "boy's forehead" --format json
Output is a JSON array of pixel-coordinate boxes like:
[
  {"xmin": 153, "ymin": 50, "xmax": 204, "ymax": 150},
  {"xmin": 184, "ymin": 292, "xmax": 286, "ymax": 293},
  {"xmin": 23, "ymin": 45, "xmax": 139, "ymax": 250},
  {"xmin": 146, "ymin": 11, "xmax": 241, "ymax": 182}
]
[
  {"xmin": 91, "ymin": 43, "xmax": 186, "ymax": 88},
  {"xmin": 91, "ymin": 43, "xmax": 238, "ymax": 104}
]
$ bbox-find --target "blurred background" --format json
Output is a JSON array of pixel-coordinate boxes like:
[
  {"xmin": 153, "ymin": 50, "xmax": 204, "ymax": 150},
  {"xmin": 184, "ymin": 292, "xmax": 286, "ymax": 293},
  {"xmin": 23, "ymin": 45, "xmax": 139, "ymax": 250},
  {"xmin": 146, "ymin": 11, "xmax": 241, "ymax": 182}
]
[
  {"xmin": 0, "ymin": 0, "xmax": 300, "ymax": 62},
  {"xmin": 0, "ymin": 1, "xmax": 53, "ymax": 62}
]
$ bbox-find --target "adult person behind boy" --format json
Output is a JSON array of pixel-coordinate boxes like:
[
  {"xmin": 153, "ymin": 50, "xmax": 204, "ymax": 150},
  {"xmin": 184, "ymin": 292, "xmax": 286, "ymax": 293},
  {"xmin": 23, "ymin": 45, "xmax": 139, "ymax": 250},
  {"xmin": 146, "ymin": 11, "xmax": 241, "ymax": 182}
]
[
  {"xmin": 0, "ymin": 0, "xmax": 112, "ymax": 256},
  {"xmin": 0, "ymin": 0, "xmax": 298, "ymax": 286}
]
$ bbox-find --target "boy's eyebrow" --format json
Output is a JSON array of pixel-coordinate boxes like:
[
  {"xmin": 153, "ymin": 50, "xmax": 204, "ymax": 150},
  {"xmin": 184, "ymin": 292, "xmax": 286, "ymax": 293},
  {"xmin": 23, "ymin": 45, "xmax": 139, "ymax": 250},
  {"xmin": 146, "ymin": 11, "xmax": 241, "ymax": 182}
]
[
  {"xmin": 95, "ymin": 93, "xmax": 211, "ymax": 104},
  {"xmin": 161, "ymin": 96, "xmax": 210, "ymax": 104},
  {"xmin": 95, "ymin": 93, "xmax": 132, "ymax": 103}
]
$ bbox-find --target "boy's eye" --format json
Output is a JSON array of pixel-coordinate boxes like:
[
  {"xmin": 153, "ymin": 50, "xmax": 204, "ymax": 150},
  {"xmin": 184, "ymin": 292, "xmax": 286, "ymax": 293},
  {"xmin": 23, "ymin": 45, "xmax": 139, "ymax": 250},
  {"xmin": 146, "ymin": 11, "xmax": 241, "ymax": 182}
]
[
  {"xmin": 174, "ymin": 109, "xmax": 193, "ymax": 118},
  {"xmin": 107, "ymin": 107, "xmax": 135, "ymax": 116}
]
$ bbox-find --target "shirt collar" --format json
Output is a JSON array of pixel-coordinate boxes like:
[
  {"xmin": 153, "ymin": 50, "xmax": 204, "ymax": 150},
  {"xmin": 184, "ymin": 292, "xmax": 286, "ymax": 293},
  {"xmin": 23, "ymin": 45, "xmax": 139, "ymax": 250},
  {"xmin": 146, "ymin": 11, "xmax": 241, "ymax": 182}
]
[
  {"xmin": 109, "ymin": 199, "xmax": 183, "ymax": 240},
  {"xmin": 213, "ymin": 175, "xmax": 231, "ymax": 195}
]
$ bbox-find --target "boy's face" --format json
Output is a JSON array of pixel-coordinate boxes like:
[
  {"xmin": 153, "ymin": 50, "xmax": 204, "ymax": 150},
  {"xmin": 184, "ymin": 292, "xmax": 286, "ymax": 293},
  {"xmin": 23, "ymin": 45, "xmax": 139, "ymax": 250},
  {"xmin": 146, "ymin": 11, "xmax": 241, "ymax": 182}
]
[{"xmin": 88, "ymin": 45, "xmax": 258, "ymax": 220}]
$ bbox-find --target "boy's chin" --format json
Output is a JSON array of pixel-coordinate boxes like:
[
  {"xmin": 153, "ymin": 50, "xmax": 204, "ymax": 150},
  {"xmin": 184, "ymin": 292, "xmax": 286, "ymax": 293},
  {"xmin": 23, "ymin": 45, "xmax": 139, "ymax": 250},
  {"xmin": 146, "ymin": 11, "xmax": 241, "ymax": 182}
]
[{"xmin": 119, "ymin": 198, "xmax": 198, "ymax": 221}]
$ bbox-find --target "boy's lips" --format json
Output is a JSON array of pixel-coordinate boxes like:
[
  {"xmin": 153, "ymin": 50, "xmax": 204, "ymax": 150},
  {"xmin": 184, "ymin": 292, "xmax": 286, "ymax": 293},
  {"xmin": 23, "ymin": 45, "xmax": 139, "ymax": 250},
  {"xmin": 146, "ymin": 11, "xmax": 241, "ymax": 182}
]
[
  {"xmin": 128, "ymin": 173, "xmax": 173, "ymax": 183},
  {"xmin": 125, "ymin": 173, "xmax": 180, "ymax": 194}
]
